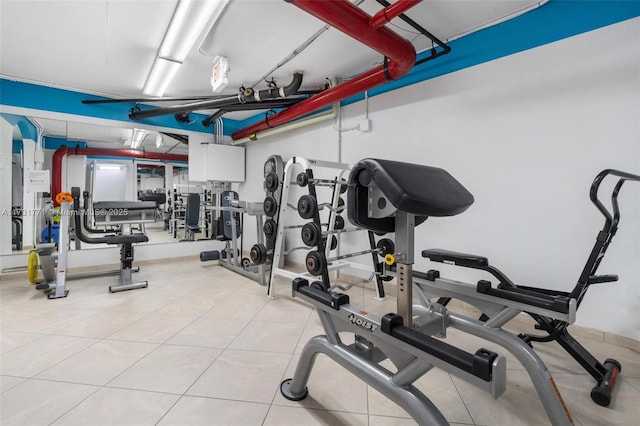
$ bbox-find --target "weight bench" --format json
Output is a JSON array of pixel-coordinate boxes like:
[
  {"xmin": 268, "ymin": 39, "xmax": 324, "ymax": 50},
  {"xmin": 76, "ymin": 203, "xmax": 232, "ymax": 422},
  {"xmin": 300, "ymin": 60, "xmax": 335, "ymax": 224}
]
[
  {"xmin": 182, "ymin": 193, "xmax": 201, "ymax": 241},
  {"xmin": 72, "ymin": 187, "xmax": 153, "ymax": 293},
  {"xmin": 282, "ymin": 159, "xmax": 575, "ymax": 425}
]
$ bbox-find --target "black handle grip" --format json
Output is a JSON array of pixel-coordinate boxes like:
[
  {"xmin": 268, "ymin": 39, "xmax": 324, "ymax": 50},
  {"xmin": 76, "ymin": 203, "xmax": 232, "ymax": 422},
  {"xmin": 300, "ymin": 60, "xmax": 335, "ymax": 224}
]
[
  {"xmin": 292, "ymin": 278, "xmax": 349, "ymax": 310},
  {"xmin": 477, "ymin": 280, "xmax": 570, "ymax": 314},
  {"xmin": 381, "ymin": 314, "xmax": 498, "ymax": 381}
]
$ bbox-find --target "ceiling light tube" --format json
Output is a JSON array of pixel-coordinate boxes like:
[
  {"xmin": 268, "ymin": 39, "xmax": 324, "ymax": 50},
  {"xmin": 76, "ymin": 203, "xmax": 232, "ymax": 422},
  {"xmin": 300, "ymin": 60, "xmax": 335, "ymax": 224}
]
[
  {"xmin": 143, "ymin": 57, "xmax": 182, "ymax": 97},
  {"xmin": 160, "ymin": 0, "xmax": 230, "ymax": 62}
]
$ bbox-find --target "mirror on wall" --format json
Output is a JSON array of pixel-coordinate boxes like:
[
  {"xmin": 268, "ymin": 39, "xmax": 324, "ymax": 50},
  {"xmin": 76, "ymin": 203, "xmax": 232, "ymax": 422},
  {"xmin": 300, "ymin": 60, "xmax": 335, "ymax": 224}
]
[{"xmin": 2, "ymin": 115, "xmax": 197, "ymax": 255}]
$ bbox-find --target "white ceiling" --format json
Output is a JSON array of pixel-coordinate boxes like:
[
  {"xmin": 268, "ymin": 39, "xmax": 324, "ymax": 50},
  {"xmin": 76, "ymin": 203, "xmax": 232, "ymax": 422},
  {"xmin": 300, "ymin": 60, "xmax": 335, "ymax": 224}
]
[{"xmin": 0, "ymin": 0, "xmax": 545, "ymax": 150}]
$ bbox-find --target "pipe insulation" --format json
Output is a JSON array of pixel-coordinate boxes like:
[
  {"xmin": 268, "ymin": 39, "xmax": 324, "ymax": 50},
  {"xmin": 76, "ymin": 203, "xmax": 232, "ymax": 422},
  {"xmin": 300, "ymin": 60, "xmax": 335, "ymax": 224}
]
[
  {"xmin": 231, "ymin": 0, "xmax": 417, "ymax": 140},
  {"xmin": 129, "ymin": 72, "xmax": 303, "ymax": 120}
]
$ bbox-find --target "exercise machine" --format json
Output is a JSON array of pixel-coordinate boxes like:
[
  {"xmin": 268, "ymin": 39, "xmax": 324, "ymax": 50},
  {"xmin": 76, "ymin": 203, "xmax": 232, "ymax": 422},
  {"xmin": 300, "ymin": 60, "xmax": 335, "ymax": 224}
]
[
  {"xmin": 418, "ymin": 168, "xmax": 640, "ymax": 407},
  {"xmin": 71, "ymin": 187, "xmax": 155, "ymax": 293},
  {"xmin": 200, "ymin": 190, "xmax": 271, "ymax": 285},
  {"xmin": 281, "ymin": 159, "xmax": 575, "ymax": 426}
]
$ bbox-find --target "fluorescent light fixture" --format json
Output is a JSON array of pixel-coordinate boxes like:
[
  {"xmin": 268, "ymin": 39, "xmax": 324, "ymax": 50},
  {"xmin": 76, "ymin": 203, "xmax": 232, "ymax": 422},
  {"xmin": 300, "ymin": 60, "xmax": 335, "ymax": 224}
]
[
  {"xmin": 142, "ymin": 0, "xmax": 230, "ymax": 97},
  {"xmin": 143, "ymin": 57, "xmax": 182, "ymax": 97},
  {"xmin": 98, "ymin": 164, "xmax": 123, "ymax": 171},
  {"xmin": 131, "ymin": 129, "xmax": 147, "ymax": 149},
  {"xmin": 155, "ymin": 134, "xmax": 163, "ymax": 148}
]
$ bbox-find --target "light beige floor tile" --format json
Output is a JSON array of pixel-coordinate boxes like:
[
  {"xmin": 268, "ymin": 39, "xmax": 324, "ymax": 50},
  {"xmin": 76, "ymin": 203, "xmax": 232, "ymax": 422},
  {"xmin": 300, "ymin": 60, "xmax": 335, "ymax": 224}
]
[
  {"xmin": 51, "ymin": 387, "xmax": 178, "ymax": 426},
  {"xmin": 294, "ymin": 310, "xmax": 325, "ymax": 354},
  {"xmin": 0, "ymin": 331, "xmax": 43, "ymax": 354},
  {"xmin": 368, "ymin": 367, "xmax": 474, "ymax": 424},
  {"xmin": 369, "ymin": 416, "xmax": 419, "ymax": 426},
  {"xmin": 227, "ymin": 320, "xmax": 304, "ymax": 353},
  {"xmin": 369, "ymin": 417, "xmax": 471, "ymax": 426},
  {"xmin": 626, "ymin": 376, "xmax": 640, "ymax": 392},
  {"xmin": 36, "ymin": 339, "xmax": 158, "ymax": 385},
  {"xmin": 201, "ymin": 293, "xmax": 269, "ymax": 320},
  {"xmin": 106, "ymin": 314, "xmax": 194, "ymax": 343},
  {"xmin": 0, "ymin": 335, "xmax": 98, "ymax": 377},
  {"xmin": 273, "ymin": 353, "xmax": 368, "ymax": 414},
  {"xmin": 0, "ymin": 303, "xmax": 56, "ymax": 328},
  {"xmin": 554, "ymin": 372, "xmax": 640, "ymax": 426},
  {"xmin": 157, "ymin": 395, "xmax": 269, "ymax": 425},
  {"xmin": 0, "ymin": 375, "xmax": 26, "ymax": 393},
  {"xmin": 151, "ymin": 295, "xmax": 224, "ymax": 317},
  {"xmin": 3, "ymin": 308, "xmax": 98, "ymax": 334},
  {"xmin": 108, "ymin": 344, "xmax": 221, "ymax": 394},
  {"xmin": 55, "ymin": 311, "xmax": 146, "ymax": 338},
  {"xmin": 263, "ymin": 405, "xmax": 368, "ymax": 425},
  {"xmin": 1, "ymin": 379, "xmax": 97, "ymax": 425},
  {"xmin": 62, "ymin": 291, "xmax": 132, "ymax": 311},
  {"xmin": 166, "ymin": 317, "xmax": 250, "ymax": 348},
  {"xmin": 253, "ymin": 296, "xmax": 313, "ymax": 323},
  {"xmin": 187, "ymin": 349, "xmax": 289, "ymax": 403},
  {"xmin": 451, "ymin": 369, "xmax": 558, "ymax": 425},
  {"xmin": 100, "ymin": 294, "xmax": 176, "ymax": 314}
]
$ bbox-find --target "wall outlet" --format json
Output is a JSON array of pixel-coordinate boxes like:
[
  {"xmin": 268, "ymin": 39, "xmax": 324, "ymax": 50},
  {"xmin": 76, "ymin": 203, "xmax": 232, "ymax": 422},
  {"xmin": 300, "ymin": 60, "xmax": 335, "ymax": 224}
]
[{"xmin": 359, "ymin": 119, "xmax": 371, "ymax": 132}]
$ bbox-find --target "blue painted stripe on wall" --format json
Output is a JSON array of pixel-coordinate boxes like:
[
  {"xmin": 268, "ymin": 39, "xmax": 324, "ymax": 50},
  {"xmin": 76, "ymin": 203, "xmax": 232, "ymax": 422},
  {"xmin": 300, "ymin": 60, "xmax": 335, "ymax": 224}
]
[
  {"xmin": 1, "ymin": 112, "xmax": 38, "ymax": 140},
  {"xmin": 43, "ymin": 136, "xmax": 87, "ymax": 150},
  {"xmin": 238, "ymin": 0, "xmax": 640, "ymax": 129}
]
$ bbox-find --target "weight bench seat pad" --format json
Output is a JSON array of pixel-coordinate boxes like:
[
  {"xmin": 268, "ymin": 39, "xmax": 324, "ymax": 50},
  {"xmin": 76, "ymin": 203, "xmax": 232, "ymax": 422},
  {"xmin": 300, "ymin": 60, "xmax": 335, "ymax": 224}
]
[
  {"xmin": 350, "ymin": 159, "xmax": 474, "ymax": 216},
  {"xmin": 105, "ymin": 234, "xmax": 149, "ymax": 245},
  {"xmin": 348, "ymin": 159, "xmax": 474, "ymax": 233}
]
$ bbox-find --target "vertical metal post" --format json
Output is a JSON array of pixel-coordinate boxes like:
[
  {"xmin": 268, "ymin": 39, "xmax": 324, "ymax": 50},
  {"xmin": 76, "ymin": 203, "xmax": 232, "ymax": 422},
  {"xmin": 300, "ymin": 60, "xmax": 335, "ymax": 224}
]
[
  {"xmin": 395, "ymin": 211, "xmax": 415, "ymax": 327},
  {"xmin": 50, "ymin": 201, "xmax": 70, "ymax": 298}
]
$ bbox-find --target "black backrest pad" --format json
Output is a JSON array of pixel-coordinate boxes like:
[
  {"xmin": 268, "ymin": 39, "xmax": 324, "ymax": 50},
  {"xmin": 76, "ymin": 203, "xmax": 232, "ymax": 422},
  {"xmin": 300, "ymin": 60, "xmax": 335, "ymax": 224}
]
[{"xmin": 348, "ymin": 159, "xmax": 474, "ymax": 231}]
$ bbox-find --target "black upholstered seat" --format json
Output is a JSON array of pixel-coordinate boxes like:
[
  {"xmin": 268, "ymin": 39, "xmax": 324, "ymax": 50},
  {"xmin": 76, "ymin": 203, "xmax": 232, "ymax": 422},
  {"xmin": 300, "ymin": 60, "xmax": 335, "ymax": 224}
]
[
  {"xmin": 348, "ymin": 159, "xmax": 474, "ymax": 233},
  {"xmin": 105, "ymin": 234, "xmax": 149, "ymax": 245}
]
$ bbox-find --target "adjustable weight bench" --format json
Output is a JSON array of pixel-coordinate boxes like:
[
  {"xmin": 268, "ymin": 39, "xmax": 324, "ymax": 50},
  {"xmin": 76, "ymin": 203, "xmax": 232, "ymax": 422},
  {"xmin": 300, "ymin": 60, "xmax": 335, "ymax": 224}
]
[{"xmin": 282, "ymin": 159, "xmax": 575, "ymax": 426}]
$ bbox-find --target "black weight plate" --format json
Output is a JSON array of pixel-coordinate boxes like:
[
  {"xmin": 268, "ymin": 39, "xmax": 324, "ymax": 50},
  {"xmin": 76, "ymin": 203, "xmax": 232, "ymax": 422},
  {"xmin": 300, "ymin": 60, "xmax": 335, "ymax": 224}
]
[
  {"xmin": 264, "ymin": 196, "xmax": 278, "ymax": 217},
  {"xmin": 297, "ymin": 194, "xmax": 317, "ymax": 219},
  {"xmin": 301, "ymin": 222, "xmax": 321, "ymax": 247},
  {"xmin": 265, "ymin": 172, "xmax": 279, "ymax": 193}
]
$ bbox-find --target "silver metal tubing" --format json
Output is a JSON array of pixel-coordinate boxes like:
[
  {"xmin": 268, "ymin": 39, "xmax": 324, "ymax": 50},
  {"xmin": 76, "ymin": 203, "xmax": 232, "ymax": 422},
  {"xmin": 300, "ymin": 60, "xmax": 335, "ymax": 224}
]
[
  {"xmin": 290, "ymin": 335, "xmax": 449, "ymax": 426},
  {"xmin": 109, "ymin": 281, "xmax": 148, "ymax": 293},
  {"xmin": 447, "ymin": 312, "xmax": 575, "ymax": 426}
]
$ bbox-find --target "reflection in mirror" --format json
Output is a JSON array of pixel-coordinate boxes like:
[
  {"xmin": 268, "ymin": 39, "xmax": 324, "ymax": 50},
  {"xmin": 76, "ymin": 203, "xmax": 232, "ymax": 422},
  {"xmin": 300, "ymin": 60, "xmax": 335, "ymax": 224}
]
[{"xmin": 3, "ymin": 116, "xmax": 191, "ymax": 257}]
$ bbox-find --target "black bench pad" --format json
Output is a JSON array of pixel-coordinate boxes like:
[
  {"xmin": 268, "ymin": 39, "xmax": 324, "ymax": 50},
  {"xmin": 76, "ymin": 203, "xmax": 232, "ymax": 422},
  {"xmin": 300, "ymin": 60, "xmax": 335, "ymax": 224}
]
[
  {"xmin": 422, "ymin": 249, "xmax": 489, "ymax": 268},
  {"xmin": 349, "ymin": 159, "xmax": 474, "ymax": 217},
  {"xmin": 105, "ymin": 234, "xmax": 149, "ymax": 245}
]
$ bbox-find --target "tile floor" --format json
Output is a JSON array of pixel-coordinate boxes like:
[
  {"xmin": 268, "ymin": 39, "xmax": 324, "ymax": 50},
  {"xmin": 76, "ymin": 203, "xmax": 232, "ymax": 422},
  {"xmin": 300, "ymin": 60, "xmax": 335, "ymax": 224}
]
[{"xmin": 0, "ymin": 258, "xmax": 638, "ymax": 425}]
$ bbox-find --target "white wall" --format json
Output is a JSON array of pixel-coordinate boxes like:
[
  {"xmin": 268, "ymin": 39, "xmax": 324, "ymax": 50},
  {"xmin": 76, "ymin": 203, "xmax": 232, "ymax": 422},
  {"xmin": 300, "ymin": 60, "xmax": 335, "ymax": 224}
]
[
  {"xmin": 0, "ymin": 119, "xmax": 14, "ymax": 256},
  {"xmin": 243, "ymin": 19, "xmax": 640, "ymax": 339}
]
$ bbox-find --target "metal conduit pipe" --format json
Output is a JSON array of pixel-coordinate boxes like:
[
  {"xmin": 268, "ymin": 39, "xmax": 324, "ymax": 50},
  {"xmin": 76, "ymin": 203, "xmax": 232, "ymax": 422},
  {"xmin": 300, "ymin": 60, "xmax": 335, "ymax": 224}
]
[
  {"xmin": 51, "ymin": 146, "xmax": 187, "ymax": 206},
  {"xmin": 231, "ymin": 0, "xmax": 417, "ymax": 140},
  {"xmin": 129, "ymin": 72, "xmax": 304, "ymax": 121}
]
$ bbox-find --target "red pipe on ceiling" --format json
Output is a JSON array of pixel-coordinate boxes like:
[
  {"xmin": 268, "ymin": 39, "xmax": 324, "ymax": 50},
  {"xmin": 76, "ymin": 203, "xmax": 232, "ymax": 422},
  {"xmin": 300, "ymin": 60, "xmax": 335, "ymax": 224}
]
[
  {"xmin": 231, "ymin": 0, "xmax": 417, "ymax": 141},
  {"xmin": 371, "ymin": 0, "xmax": 422, "ymax": 29},
  {"xmin": 51, "ymin": 146, "xmax": 187, "ymax": 205}
]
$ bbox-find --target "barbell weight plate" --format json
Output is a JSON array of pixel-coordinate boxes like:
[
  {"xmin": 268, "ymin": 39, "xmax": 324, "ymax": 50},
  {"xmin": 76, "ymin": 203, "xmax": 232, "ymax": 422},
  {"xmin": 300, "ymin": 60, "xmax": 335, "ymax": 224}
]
[
  {"xmin": 297, "ymin": 194, "xmax": 317, "ymax": 220},
  {"xmin": 250, "ymin": 243, "xmax": 268, "ymax": 265},
  {"xmin": 264, "ymin": 172, "xmax": 279, "ymax": 193},
  {"xmin": 305, "ymin": 250, "xmax": 327, "ymax": 276},
  {"xmin": 334, "ymin": 215, "xmax": 345, "ymax": 230},
  {"xmin": 241, "ymin": 257, "xmax": 252, "ymax": 269},
  {"xmin": 310, "ymin": 280, "xmax": 330, "ymax": 293},
  {"xmin": 301, "ymin": 222, "xmax": 321, "ymax": 247},
  {"xmin": 296, "ymin": 172, "xmax": 308, "ymax": 187},
  {"xmin": 264, "ymin": 196, "xmax": 278, "ymax": 217},
  {"xmin": 263, "ymin": 219, "xmax": 277, "ymax": 238},
  {"xmin": 376, "ymin": 238, "xmax": 395, "ymax": 257}
]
